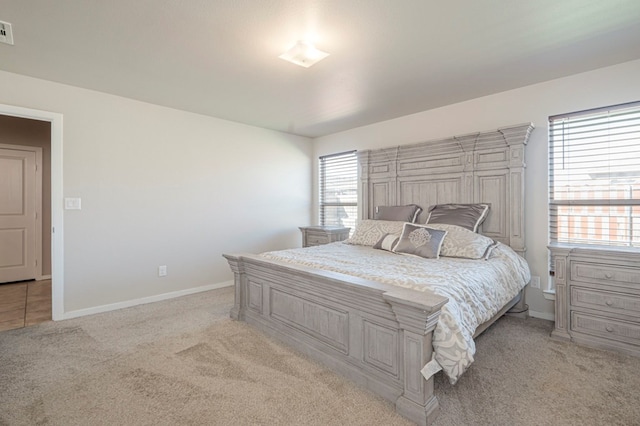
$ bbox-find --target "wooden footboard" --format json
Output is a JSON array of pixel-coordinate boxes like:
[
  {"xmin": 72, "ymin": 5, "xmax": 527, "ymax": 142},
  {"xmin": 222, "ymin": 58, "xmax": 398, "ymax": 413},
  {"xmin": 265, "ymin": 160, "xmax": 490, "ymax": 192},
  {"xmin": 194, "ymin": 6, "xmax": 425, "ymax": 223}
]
[{"xmin": 224, "ymin": 253, "xmax": 448, "ymax": 425}]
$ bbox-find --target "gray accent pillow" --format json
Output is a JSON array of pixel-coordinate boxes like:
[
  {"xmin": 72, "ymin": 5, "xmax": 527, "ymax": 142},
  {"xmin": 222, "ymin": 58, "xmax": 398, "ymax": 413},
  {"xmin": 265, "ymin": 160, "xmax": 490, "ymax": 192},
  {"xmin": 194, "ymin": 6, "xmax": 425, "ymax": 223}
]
[
  {"xmin": 374, "ymin": 204, "xmax": 422, "ymax": 223},
  {"xmin": 425, "ymin": 203, "xmax": 490, "ymax": 232},
  {"xmin": 373, "ymin": 233, "xmax": 400, "ymax": 252},
  {"xmin": 392, "ymin": 223, "xmax": 447, "ymax": 259}
]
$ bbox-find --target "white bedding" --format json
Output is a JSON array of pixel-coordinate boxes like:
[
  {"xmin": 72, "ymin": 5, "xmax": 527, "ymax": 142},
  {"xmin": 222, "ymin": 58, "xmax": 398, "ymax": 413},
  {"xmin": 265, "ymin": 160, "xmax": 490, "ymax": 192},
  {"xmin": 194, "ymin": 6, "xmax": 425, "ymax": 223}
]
[{"xmin": 261, "ymin": 242, "xmax": 530, "ymax": 383}]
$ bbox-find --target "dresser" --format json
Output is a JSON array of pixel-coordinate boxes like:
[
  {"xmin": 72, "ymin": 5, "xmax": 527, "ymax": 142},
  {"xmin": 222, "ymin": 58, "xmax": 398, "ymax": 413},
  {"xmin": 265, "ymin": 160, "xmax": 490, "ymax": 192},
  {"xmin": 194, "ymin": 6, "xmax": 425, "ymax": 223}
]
[
  {"xmin": 550, "ymin": 244, "xmax": 640, "ymax": 357},
  {"xmin": 299, "ymin": 226, "xmax": 350, "ymax": 247}
]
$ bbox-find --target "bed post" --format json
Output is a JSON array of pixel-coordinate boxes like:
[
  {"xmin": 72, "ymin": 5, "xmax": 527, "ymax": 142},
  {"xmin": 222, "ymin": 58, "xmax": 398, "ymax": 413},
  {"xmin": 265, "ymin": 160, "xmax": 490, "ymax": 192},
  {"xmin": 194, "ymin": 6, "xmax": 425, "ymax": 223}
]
[
  {"xmin": 224, "ymin": 254, "xmax": 245, "ymax": 321},
  {"xmin": 383, "ymin": 290, "xmax": 447, "ymax": 426}
]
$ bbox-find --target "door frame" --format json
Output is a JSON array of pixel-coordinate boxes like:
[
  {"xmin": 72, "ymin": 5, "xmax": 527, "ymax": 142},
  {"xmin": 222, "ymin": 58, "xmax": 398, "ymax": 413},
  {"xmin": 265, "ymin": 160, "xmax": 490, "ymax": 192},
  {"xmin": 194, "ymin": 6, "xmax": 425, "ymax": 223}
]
[
  {"xmin": 0, "ymin": 143, "xmax": 43, "ymax": 281},
  {"xmin": 0, "ymin": 104, "xmax": 64, "ymax": 320}
]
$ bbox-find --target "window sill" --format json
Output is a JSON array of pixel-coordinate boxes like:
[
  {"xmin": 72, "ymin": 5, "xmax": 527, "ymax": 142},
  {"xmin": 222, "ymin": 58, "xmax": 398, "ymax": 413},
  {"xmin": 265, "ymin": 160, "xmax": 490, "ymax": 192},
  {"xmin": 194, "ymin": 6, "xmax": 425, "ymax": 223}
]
[
  {"xmin": 543, "ymin": 289, "xmax": 556, "ymax": 301},
  {"xmin": 549, "ymin": 242, "xmax": 640, "ymax": 255}
]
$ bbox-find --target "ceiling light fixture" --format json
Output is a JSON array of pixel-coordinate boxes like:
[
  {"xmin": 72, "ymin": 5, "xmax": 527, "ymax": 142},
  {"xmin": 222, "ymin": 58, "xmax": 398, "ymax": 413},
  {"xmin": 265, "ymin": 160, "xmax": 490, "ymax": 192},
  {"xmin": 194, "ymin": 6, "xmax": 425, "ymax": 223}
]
[{"xmin": 279, "ymin": 40, "xmax": 329, "ymax": 68}]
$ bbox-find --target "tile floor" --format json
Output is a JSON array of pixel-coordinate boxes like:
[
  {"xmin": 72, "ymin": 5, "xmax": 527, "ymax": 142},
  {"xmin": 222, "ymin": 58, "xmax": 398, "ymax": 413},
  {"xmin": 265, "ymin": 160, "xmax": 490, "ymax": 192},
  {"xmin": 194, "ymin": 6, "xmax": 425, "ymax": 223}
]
[{"xmin": 0, "ymin": 279, "xmax": 52, "ymax": 331}]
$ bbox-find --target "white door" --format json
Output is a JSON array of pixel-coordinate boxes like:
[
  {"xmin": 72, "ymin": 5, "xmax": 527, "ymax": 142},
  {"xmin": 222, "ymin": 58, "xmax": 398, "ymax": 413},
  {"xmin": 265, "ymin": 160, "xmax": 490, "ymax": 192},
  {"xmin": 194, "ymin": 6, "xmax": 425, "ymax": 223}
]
[{"xmin": 0, "ymin": 148, "xmax": 37, "ymax": 283}]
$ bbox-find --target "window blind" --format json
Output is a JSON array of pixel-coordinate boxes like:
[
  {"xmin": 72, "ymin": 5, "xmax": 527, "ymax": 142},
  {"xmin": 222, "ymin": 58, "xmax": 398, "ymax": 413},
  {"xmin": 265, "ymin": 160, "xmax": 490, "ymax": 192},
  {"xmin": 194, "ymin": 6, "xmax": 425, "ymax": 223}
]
[
  {"xmin": 549, "ymin": 101, "xmax": 640, "ymax": 248},
  {"xmin": 319, "ymin": 151, "xmax": 357, "ymax": 231}
]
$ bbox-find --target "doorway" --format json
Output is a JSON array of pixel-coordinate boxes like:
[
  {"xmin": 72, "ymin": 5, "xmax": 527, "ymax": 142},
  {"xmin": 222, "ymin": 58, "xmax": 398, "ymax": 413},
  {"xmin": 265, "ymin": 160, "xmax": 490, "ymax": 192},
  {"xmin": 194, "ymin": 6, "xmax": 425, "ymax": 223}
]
[{"xmin": 0, "ymin": 104, "xmax": 64, "ymax": 320}]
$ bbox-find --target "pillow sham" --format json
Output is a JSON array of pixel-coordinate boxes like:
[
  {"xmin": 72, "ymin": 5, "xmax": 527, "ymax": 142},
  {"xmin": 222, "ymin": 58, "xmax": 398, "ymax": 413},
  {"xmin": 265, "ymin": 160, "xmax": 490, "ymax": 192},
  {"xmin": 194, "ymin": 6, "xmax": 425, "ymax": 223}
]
[
  {"xmin": 374, "ymin": 204, "xmax": 422, "ymax": 223},
  {"xmin": 346, "ymin": 220, "xmax": 406, "ymax": 247},
  {"xmin": 425, "ymin": 203, "xmax": 490, "ymax": 232},
  {"xmin": 425, "ymin": 223, "xmax": 495, "ymax": 259},
  {"xmin": 373, "ymin": 233, "xmax": 400, "ymax": 252},
  {"xmin": 392, "ymin": 223, "xmax": 447, "ymax": 259}
]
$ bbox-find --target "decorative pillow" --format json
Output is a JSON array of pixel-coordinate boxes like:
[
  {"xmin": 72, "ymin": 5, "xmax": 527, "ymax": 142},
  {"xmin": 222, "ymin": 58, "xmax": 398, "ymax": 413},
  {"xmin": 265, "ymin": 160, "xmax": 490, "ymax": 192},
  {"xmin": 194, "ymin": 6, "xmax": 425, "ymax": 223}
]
[
  {"xmin": 392, "ymin": 223, "xmax": 447, "ymax": 259},
  {"xmin": 374, "ymin": 204, "xmax": 422, "ymax": 223},
  {"xmin": 373, "ymin": 233, "xmax": 400, "ymax": 252},
  {"xmin": 425, "ymin": 203, "xmax": 490, "ymax": 232},
  {"xmin": 425, "ymin": 223, "xmax": 495, "ymax": 259},
  {"xmin": 483, "ymin": 241, "xmax": 500, "ymax": 260},
  {"xmin": 346, "ymin": 220, "xmax": 406, "ymax": 247}
]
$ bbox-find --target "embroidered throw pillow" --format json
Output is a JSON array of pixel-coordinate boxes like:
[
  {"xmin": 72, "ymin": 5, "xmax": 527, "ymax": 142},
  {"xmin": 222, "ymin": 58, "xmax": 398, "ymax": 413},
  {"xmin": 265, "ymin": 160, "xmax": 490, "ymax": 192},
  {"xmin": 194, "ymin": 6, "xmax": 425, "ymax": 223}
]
[{"xmin": 392, "ymin": 223, "xmax": 447, "ymax": 259}]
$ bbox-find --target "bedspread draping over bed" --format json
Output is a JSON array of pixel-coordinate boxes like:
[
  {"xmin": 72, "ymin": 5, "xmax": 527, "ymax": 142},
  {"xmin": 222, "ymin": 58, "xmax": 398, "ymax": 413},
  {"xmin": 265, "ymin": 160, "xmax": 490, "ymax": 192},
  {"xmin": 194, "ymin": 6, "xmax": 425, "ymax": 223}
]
[{"xmin": 261, "ymin": 242, "xmax": 530, "ymax": 383}]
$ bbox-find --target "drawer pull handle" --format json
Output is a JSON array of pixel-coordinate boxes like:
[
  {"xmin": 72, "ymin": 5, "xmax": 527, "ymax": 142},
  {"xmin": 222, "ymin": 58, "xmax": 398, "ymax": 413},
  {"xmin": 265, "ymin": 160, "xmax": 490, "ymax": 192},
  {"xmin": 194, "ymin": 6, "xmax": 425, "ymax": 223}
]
[
  {"xmin": 604, "ymin": 273, "xmax": 613, "ymax": 279},
  {"xmin": 605, "ymin": 326, "xmax": 614, "ymax": 333},
  {"xmin": 605, "ymin": 300, "xmax": 613, "ymax": 306}
]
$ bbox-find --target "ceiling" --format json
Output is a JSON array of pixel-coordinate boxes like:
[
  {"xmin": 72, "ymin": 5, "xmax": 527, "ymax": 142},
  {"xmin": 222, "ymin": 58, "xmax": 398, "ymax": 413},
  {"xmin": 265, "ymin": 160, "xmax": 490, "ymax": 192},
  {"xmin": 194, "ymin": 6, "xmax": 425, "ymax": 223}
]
[{"xmin": 1, "ymin": 1, "xmax": 640, "ymax": 138}]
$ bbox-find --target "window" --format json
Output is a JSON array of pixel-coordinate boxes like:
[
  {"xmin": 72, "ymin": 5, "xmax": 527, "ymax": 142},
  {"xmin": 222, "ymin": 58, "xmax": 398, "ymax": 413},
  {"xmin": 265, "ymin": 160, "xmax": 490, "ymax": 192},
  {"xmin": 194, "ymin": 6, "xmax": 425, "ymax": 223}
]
[
  {"xmin": 549, "ymin": 101, "xmax": 640, "ymax": 247},
  {"xmin": 319, "ymin": 151, "xmax": 357, "ymax": 231}
]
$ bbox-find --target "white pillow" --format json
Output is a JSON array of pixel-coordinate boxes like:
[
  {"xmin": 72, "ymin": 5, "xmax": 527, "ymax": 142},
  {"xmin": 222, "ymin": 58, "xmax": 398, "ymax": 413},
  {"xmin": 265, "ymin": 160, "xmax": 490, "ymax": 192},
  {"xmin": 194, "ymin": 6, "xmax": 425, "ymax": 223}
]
[
  {"xmin": 425, "ymin": 223, "xmax": 495, "ymax": 259},
  {"xmin": 346, "ymin": 220, "xmax": 406, "ymax": 247}
]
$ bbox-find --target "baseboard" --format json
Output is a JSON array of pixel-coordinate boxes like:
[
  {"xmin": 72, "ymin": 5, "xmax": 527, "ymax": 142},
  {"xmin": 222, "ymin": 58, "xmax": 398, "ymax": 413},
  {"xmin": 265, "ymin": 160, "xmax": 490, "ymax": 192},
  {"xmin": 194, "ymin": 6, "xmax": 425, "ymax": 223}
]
[
  {"xmin": 62, "ymin": 280, "xmax": 234, "ymax": 320},
  {"xmin": 529, "ymin": 310, "xmax": 555, "ymax": 321}
]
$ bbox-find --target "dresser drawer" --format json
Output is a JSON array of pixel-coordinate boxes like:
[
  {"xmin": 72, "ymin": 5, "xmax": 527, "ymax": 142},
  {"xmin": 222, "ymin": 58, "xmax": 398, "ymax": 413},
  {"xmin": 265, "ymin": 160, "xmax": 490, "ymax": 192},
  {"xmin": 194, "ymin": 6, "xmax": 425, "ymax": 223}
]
[
  {"xmin": 571, "ymin": 287, "xmax": 640, "ymax": 319},
  {"xmin": 571, "ymin": 261, "xmax": 640, "ymax": 289},
  {"xmin": 571, "ymin": 311, "xmax": 640, "ymax": 346}
]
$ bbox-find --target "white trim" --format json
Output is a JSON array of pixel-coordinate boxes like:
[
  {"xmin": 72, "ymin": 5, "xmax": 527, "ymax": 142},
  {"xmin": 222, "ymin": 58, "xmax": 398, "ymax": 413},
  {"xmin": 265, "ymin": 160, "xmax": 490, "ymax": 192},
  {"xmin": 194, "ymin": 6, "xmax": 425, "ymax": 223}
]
[
  {"xmin": 62, "ymin": 280, "xmax": 234, "ymax": 320},
  {"xmin": 0, "ymin": 103, "xmax": 64, "ymax": 320},
  {"xmin": 529, "ymin": 310, "xmax": 555, "ymax": 321}
]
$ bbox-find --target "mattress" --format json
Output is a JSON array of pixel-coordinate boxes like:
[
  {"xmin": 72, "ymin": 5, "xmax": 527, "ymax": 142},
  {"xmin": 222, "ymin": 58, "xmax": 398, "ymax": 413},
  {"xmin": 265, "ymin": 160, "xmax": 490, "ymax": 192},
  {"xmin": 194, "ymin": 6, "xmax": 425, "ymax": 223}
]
[{"xmin": 261, "ymin": 241, "xmax": 530, "ymax": 383}]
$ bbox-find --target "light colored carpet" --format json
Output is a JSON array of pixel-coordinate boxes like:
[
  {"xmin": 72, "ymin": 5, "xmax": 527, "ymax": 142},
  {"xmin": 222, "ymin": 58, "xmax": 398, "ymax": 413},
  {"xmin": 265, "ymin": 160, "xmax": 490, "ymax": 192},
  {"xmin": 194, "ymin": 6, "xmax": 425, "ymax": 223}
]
[{"xmin": 1, "ymin": 286, "xmax": 639, "ymax": 426}]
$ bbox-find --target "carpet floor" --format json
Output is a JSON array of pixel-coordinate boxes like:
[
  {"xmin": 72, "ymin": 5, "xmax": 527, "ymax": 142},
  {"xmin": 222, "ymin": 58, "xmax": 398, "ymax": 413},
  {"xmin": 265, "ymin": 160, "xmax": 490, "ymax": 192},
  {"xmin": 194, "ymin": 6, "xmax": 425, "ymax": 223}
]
[{"xmin": 1, "ymin": 286, "xmax": 639, "ymax": 426}]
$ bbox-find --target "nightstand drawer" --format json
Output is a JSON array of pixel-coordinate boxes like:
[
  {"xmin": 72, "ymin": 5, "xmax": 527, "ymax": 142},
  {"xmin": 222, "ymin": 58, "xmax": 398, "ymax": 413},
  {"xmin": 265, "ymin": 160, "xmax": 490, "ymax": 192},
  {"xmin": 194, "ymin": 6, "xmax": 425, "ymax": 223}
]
[
  {"xmin": 571, "ymin": 261, "xmax": 640, "ymax": 289},
  {"xmin": 571, "ymin": 287, "xmax": 640, "ymax": 319},
  {"xmin": 571, "ymin": 311, "xmax": 640, "ymax": 346},
  {"xmin": 299, "ymin": 226, "xmax": 350, "ymax": 248},
  {"xmin": 307, "ymin": 234, "xmax": 330, "ymax": 246}
]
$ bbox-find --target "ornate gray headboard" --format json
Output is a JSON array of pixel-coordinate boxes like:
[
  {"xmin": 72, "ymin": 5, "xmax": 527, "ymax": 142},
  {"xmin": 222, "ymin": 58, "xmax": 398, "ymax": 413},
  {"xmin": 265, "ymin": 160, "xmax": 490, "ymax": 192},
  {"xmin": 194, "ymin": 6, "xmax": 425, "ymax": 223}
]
[{"xmin": 357, "ymin": 123, "xmax": 534, "ymax": 256}]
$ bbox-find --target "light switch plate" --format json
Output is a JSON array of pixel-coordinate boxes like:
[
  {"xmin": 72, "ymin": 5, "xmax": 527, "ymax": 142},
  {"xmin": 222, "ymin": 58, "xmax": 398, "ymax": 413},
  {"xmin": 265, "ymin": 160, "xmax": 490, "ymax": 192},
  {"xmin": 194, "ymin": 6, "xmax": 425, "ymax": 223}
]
[
  {"xmin": 0, "ymin": 21, "xmax": 14, "ymax": 45},
  {"xmin": 64, "ymin": 198, "xmax": 82, "ymax": 210}
]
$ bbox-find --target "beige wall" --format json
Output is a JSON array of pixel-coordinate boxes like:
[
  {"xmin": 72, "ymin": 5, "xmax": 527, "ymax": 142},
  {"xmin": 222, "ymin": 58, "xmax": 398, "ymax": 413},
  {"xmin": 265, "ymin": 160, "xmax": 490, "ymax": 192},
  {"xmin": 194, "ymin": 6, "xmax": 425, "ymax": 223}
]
[
  {"xmin": 0, "ymin": 70, "xmax": 312, "ymax": 314},
  {"xmin": 312, "ymin": 59, "xmax": 640, "ymax": 320},
  {"xmin": 0, "ymin": 115, "xmax": 52, "ymax": 276},
  {"xmin": 4, "ymin": 58, "xmax": 640, "ymax": 319}
]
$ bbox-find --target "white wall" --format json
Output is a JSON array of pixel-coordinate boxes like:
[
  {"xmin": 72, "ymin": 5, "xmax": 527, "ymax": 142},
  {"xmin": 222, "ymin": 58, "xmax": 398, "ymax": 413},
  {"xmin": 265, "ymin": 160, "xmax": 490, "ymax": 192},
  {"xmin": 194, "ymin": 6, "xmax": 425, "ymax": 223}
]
[
  {"xmin": 312, "ymin": 59, "xmax": 640, "ymax": 320},
  {"xmin": 0, "ymin": 70, "xmax": 312, "ymax": 315}
]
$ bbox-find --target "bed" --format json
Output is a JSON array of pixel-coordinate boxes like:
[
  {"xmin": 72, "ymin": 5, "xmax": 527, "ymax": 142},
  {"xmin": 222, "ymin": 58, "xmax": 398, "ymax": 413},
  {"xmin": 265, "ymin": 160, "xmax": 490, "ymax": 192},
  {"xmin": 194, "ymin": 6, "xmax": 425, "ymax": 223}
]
[{"xmin": 224, "ymin": 122, "xmax": 534, "ymax": 425}]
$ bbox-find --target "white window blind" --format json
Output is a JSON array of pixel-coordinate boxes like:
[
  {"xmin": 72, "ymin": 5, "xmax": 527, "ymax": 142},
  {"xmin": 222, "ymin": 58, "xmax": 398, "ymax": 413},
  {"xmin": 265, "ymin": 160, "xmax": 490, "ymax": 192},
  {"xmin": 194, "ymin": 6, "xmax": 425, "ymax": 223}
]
[
  {"xmin": 549, "ymin": 101, "xmax": 640, "ymax": 248},
  {"xmin": 319, "ymin": 151, "xmax": 357, "ymax": 231}
]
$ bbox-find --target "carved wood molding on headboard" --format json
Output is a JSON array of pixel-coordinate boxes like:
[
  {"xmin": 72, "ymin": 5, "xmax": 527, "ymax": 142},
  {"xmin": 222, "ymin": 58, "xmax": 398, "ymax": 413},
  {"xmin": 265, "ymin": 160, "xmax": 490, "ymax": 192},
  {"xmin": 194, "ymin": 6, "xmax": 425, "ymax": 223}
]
[{"xmin": 358, "ymin": 123, "xmax": 535, "ymax": 256}]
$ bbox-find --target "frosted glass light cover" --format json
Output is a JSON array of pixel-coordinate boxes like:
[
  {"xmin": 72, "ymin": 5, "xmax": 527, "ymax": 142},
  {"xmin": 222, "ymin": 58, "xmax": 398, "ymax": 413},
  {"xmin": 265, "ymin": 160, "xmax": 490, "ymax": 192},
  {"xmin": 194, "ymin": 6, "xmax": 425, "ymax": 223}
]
[{"xmin": 279, "ymin": 41, "xmax": 329, "ymax": 68}]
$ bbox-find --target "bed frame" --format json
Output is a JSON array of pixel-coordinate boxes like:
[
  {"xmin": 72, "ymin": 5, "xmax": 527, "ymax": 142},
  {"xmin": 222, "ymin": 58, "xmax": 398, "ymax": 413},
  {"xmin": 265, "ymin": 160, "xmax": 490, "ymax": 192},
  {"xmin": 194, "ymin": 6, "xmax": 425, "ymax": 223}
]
[{"xmin": 224, "ymin": 122, "xmax": 534, "ymax": 425}]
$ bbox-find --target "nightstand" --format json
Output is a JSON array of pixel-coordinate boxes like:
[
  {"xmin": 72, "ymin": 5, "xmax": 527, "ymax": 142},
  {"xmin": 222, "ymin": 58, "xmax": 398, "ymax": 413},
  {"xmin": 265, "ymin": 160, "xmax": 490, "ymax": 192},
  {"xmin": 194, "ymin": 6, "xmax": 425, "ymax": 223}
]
[{"xmin": 299, "ymin": 226, "xmax": 350, "ymax": 247}]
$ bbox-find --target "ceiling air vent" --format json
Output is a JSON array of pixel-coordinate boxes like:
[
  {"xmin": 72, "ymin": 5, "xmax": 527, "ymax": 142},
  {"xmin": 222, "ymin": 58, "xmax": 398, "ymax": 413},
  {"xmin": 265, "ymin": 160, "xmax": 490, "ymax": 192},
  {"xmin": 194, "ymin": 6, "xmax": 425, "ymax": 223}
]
[{"xmin": 0, "ymin": 21, "xmax": 14, "ymax": 45}]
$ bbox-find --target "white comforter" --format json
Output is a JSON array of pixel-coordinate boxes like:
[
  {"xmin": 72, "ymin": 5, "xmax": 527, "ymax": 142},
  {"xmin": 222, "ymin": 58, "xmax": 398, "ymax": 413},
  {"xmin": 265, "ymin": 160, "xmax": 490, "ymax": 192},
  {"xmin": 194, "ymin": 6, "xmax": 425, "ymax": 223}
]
[{"xmin": 261, "ymin": 242, "xmax": 530, "ymax": 383}]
